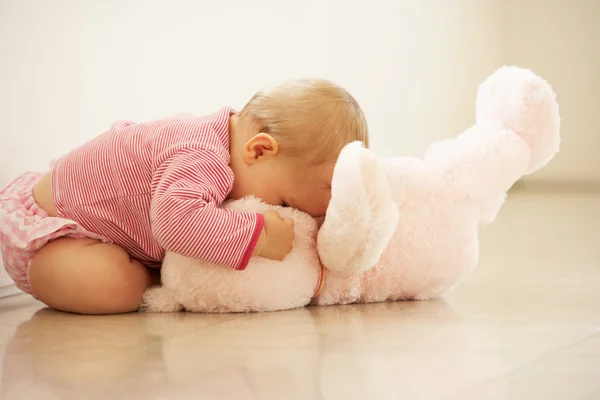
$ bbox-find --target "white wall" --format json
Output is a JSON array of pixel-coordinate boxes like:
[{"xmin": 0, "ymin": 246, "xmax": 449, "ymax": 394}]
[
  {"xmin": 0, "ymin": 0, "xmax": 505, "ymax": 182},
  {"xmin": 0, "ymin": 273, "xmax": 12, "ymax": 288},
  {"xmin": 1, "ymin": 0, "xmax": 598, "ymax": 185},
  {"xmin": 505, "ymin": 0, "xmax": 600, "ymax": 184}
]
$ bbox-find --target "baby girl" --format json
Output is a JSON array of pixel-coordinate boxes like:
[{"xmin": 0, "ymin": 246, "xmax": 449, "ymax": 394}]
[{"xmin": 0, "ymin": 79, "xmax": 369, "ymax": 315}]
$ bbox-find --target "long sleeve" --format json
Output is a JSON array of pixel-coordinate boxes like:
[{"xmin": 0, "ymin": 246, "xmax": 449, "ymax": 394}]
[{"xmin": 150, "ymin": 147, "xmax": 264, "ymax": 270}]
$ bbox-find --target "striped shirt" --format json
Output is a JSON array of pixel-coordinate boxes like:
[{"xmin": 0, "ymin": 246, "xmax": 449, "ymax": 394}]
[{"xmin": 51, "ymin": 107, "xmax": 264, "ymax": 270}]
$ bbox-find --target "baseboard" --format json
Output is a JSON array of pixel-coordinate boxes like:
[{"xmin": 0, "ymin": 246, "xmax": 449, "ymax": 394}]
[
  {"xmin": 0, "ymin": 285, "xmax": 21, "ymax": 299},
  {"xmin": 510, "ymin": 179, "xmax": 600, "ymax": 193}
]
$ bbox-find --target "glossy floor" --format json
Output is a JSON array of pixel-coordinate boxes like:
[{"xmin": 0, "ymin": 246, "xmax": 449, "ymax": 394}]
[{"xmin": 0, "ymin": 191, "xmax": 599, "ymax": 399}]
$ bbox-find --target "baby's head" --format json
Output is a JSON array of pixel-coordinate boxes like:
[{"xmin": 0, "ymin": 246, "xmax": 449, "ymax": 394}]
[{"xmin": 229, "ymin": 78, "xmax": 368, "ymax": 217}]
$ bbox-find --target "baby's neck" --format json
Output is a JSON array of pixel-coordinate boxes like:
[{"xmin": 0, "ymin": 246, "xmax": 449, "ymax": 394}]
[{"xmin": 227, "ymin": 115, "xmax": 245, "ymax": 200}]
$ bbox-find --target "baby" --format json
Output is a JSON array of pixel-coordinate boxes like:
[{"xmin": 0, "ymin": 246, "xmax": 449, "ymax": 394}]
[{"xmin": 0, "ymin": 79, "xmax": 369, "ymax": 315}]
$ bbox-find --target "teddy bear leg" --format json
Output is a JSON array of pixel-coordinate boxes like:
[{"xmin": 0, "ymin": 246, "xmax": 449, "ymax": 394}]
[{"xmin": 140, "ymin": 286, "xmax": 183, "ymax": 313}]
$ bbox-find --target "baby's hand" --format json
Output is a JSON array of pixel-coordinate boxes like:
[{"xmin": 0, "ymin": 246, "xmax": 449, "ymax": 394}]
[{"xmin": 254, "ymin": 210, "xmax": 294, "ymax": 261}]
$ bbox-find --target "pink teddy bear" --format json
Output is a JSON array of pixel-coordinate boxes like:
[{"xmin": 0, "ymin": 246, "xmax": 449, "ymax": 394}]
[{"xmin": 142, "ymin": 66, "xmax": 560, "ymax": 313}]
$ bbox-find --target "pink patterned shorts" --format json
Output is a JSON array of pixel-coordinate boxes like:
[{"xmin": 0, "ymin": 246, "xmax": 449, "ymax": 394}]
[{"xmin": 0, "ymin": 171, "xmax": 110, "ymax": 297}]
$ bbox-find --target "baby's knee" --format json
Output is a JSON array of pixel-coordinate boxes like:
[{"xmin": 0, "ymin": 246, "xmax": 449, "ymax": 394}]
[
  {"xmin": 101, "ymin": 263, "xmax": 150, "ymax": 313},
  {"xmin": 30, "ymin": 238, "xmax": 151, "ymax": 314},
  {"xmin": 62, "ymin": 273, "xmax": 147, "ymax": 314}
]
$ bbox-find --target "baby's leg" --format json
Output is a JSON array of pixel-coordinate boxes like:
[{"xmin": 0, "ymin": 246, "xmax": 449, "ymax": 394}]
[{"xmin": 29, "ymin": 238, "xmax": 154, "ymax": 315}]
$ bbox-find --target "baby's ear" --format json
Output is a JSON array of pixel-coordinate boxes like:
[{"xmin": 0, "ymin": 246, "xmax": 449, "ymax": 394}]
[{"xmin": 243, "ymin": 133, "xmax": 279, "ymax": 163}]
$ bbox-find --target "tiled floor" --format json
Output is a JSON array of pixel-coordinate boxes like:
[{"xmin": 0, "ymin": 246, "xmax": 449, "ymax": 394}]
[{"xmin": 0, "ymin": 191, "xmax": 599, "ymax": 399}]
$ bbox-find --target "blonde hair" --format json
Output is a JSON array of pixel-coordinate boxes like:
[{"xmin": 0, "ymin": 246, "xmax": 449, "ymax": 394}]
[{"xmin": 238, "ymin": 78, "xmax": 369, "ymax": 164}]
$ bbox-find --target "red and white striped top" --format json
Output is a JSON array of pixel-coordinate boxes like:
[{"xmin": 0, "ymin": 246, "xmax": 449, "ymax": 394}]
[{"xmin": 51, "ymin": 107, "xmax": 264, "ymax": 270}]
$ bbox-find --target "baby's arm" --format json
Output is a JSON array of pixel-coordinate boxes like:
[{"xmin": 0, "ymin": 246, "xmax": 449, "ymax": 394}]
[{"xmin": 151, "ymin": 148, "xmax": 264, "ymax": 270}]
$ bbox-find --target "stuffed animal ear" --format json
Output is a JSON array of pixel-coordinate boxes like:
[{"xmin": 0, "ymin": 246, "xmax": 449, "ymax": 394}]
[{"xmin": 317, "ymin": 142, "xmax": 399, "ymax": 274}]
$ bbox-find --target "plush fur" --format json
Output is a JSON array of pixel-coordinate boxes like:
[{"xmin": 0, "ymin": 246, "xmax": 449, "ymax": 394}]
[
  {"xmin": 141, "ymin": 66, "xmax": 560, "ymax": 313},
  {"xmin": 142, "ymin": 197, "xmax": 321, "ymax": 313}
]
